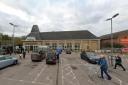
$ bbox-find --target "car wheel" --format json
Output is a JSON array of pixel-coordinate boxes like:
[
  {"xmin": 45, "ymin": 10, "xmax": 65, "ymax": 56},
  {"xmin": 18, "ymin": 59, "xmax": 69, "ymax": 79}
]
[
  {"xmin": 13, "ymin": 60, "xmax": 18, "ymax": 65},
  {"xmin": 32, "ymin": 60, "xmax": 35, "ymax": 62},
  {"xmin": 46, "ymin": 61, "xmax": 48, "ymax": 64}
]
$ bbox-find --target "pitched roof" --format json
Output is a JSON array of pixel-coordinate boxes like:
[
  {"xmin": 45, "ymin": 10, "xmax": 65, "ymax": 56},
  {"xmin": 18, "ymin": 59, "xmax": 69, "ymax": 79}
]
[
  {"xmin": 27, "ymin": 32, "xmax": 41, "ymax": 40},
  {"xmin": 31, "ymin": 25, "xmax": 40, "ymax": 33},
  {"xmin": 100, "ymin": 30, "xmax": 128, "ymax": 39},
  {"xmin": 27, "ymin": 30, "xmax": 98, "ymax": 40}
]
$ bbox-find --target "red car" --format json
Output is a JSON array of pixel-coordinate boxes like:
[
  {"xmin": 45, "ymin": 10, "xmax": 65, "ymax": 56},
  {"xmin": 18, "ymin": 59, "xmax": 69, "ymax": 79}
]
[{"xmin": 46, "ymin": 51, "xmax": 56, "ymax": 64}]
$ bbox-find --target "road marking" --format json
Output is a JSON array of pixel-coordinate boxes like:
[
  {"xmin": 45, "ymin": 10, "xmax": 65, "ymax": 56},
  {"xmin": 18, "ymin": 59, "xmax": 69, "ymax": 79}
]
[
  {"xmin": 32, "ymin": 65, "xmax": 47, "ymax": 83},
  {"xmin": 28, "ymin": 62, "xmax": 44, "ymax": 75},
  {"xmin": 61, "ymin": 58, "xmax": 64, "ymax": 85},
  {"xmin": 66, "ymin": 64, "xmax": 80, "ymax": 85},
  {"xmin": 112, "ymin": 74, "xmax": 122, "ymax": 85},
  {"xmin": 88, "ymin": 80, "xmax": 95, "ymax": 85},
  {"xmin": 2, "ymin": 77, "xmax": 48, "ymax": 85},
  {"xmin": 80, "ymin": 60, "xmax": 100, "ymax": 85},
  {"xmin": 65, "ymin": 71, "xmax": 72, "ymax": 76}
]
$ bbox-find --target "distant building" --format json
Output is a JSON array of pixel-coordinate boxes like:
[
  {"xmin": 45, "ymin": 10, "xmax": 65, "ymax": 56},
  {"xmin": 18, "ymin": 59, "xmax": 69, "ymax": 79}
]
[
  {"xmin": 22, "ymin": 25, "xmax": 100, "ymax": 51},
  {"xmin": 100, "ymin": 30, "xmax": 128, "ymax": 48}
]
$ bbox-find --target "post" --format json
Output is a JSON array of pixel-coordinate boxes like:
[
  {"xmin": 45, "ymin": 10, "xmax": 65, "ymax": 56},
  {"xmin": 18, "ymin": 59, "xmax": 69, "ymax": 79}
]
[
  {"xmin": 106, "ymin": 13, "xmax": 119, "ymax": 66},
  {"xmin": 111, "ymin": 19, "xmax": 113, "ymax": 66},
  {"xmin": 12, "ymin": 26, "xmax": 15, "ymax": 54}
]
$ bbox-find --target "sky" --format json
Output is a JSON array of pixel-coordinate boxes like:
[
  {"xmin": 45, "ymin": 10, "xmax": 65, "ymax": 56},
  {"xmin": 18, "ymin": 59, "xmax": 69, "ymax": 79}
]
[{"xmin": 0, "ymin": 0, "xmax": 128, "ymax": 37}]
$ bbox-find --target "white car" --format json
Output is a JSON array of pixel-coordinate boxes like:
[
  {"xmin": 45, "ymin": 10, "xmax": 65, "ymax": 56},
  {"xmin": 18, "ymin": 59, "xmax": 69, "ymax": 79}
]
[{"xmin": 0, "ymin": 55, "xmax": 18, "ymax": 69}]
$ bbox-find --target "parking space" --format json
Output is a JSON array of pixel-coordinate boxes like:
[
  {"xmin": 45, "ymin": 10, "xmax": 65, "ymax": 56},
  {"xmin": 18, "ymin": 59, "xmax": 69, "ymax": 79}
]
[{"xmin": 0, "ymin": 52, "xmax": 128, "ymax": 85}]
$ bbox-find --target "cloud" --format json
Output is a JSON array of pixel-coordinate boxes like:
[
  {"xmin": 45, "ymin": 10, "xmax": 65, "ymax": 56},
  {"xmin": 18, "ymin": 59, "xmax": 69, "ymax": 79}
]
[{"xmin": 0, "ymin": 0, "xmax": 127, "ymax": 37}]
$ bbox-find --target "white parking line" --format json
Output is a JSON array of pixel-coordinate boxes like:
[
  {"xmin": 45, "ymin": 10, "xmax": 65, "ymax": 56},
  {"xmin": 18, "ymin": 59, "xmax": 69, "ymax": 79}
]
[
  {"xmin": 61, "ymin": 58, "xmax": 64, "ymax": 85},
  {"xmin": 62, "ymin": 63, "xmax": 80, "ymax": 85},
  {"xmin": 63, "ymin": 64, "xmax": 87, "ymax": 67},
  {"xmin": 28, "ymin": 63, "xmax": 44, "ymax": 75},
  {"xmin": 112, "ymin": 75, "xmax": 122, "ymax": 85},
  {"xmin": 88, "ymin": 80, "xmax": 95, "ymax": 85},
  {"xmin": 67, "ymin": 64, "xmax": 80, "ymax": 85},
  {"xmin": 32, "ymin": 65, "xmax": 47, "ymax": 83},
  {"xmin": 2, "ymin": 77, "xmax": 47, "ymax": 85},
  {"xmin": 80, "ymin": 61, "xmax": 99, "ymax": 85},
  {"xmin": 65, "ymin": 71, "xmax": 72, "ymax": 76}
]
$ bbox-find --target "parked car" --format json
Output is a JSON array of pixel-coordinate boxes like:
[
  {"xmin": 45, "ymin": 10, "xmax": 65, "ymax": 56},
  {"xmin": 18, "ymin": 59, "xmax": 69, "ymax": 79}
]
[
  {"xmin": 66, "ymin": 49, "xmax": 71, "ymax": 54},
  {"xmin": 0, "ymin": 55, "xmax": 18, "ymax": 69},
  {"xmin": 31, "ymin": 53, "xmax": 43, "ymax": 62},
  {"xmin": 80, "ymin": 52, "xmax": 100, "ymax": 64},
  {"xmin": 31, "ymin": 46, "xmax": 48, "ymax": 62},
  {"xmin": 46, "ymin": 51, "xmax": 56, "ymax": 64}
]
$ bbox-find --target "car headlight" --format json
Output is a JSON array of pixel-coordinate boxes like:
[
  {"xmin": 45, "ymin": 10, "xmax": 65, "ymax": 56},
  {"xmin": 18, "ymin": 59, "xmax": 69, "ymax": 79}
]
[{"xmin": 89, "ymin": 58, "xmax": 93, "ymax": 59}]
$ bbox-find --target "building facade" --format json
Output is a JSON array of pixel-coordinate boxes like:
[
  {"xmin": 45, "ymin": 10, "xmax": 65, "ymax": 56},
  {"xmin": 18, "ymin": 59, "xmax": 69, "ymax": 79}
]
[
  {"xmin": 100, "ymin": 30, "xmax": 128, "ymax": 49},
  {"xmin": 23, "ymin": 25, "xmax": 100, "ymax": 51}
]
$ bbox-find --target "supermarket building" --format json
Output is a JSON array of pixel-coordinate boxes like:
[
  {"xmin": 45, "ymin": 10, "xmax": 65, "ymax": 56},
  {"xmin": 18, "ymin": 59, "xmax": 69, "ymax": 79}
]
[{"xmin": 23, "ymin": 25, "xmax": 100, "ymax": 51}]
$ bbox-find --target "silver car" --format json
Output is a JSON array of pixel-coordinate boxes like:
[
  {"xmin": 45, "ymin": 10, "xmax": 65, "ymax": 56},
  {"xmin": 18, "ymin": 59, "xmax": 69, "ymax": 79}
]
[{"xmin": 0, "ymin": 55, "xmax": 18, "ymax": 69}]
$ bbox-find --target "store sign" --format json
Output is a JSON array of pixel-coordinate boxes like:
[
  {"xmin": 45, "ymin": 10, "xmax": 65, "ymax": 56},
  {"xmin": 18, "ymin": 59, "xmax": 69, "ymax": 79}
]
[
  {"xmin": 122, "ymin": 48, "xmax": 128, "ymax": 52},
  {"xmin": 120, "ymin": 39, "xmax": 128, "ymax": 44}
]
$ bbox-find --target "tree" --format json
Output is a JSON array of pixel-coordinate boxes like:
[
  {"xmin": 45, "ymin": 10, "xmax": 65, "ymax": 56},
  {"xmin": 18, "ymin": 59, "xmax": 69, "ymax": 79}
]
[{"xmin": 15, "ymin": 37, "xmax": 23, "ymax": 46}]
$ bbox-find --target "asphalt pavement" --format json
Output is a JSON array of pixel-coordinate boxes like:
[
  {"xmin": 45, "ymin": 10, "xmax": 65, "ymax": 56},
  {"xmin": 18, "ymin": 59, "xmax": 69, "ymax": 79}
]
[{"xmin": 0, "ymin": 52, "xmax": 128, "ymax": 85}]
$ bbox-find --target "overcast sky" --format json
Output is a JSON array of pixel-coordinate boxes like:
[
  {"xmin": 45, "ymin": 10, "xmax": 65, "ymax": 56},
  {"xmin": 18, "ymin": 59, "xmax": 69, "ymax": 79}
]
[{"xmin": 0, "ymin": 0, "xmax": 128, "ymax": 37}]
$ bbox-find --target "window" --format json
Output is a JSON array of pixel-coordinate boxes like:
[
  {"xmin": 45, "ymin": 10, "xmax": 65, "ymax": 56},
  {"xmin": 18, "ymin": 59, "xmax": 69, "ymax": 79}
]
[
  {"xmin": 45, "ymin": 43, "xmax": 50, "ymax": 46},
  {"xmin": 74, "ymin": 43, "xmax": 80, "ymax": 50},
  {"xmin": 59, "ymin": 43, "xmax": 64, "ymax": 50},
  {"xmin": 67, "ymin": 43, "xmax": 72, "ymax": 49},
  {"xmin": 52, "ymin": 43, "xmax": 57, "ymax": 50}
]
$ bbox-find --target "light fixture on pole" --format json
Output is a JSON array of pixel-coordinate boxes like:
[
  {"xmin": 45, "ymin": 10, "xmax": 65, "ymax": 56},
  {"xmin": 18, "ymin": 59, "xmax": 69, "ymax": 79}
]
[
  {"xmin": 9, "ymin": 23, "xmax": 18, "ymax": 54},
  {"xmin": 106, "ymin": 13, "xmax": 119, "ymax": 66}
]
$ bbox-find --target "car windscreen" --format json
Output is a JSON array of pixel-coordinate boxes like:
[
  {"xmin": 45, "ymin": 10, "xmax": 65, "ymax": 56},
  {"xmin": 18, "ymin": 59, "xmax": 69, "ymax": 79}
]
[{"xmin": 86, "ymin": 52, "xmax": 99, "ymax": 59}]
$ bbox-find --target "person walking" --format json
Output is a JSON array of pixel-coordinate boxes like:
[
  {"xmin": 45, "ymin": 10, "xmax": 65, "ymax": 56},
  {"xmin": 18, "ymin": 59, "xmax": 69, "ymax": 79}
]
[
  {"xmin": 56, "ymin": 50, "xmax": 60, "ymax": 63},
  {"xmin": 19, "ymin": 53, "xmax": 22, "ymax": 59},
  {"xmin": 114, "ymin": 54, "xmax": 126, "ymax": 71},
  {"xmin": 56, "ymin": 48, "xmax": 62, "ymax": 63},
  {"xmin": 98, "ymin": 54, "xmax": 112, "ymax": 80},
  {"xmin": 23, "ymin": 51, "xmax": 26, "ymax": 59}
]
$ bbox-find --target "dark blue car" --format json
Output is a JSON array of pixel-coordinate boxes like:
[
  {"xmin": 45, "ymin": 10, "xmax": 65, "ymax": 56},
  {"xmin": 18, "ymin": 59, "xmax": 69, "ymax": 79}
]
[{"xmin": 81, "ymin": 52, "xmax": 100, "ymax": 64}]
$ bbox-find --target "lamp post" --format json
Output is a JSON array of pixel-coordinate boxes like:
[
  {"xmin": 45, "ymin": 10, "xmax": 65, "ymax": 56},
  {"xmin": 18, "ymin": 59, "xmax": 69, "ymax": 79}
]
[
  {"xmin": 9, "ymin": 23, "xmax": 18, "ymax": 54},
  {"xmin": 106, "ymin": 13, "xmax": 119, "ymax": 66}
]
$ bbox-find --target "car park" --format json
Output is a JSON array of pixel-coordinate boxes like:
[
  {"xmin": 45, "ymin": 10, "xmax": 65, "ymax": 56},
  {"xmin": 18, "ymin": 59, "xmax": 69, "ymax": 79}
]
[
  {"xmin": 46, "ymin": 50, "xmax": 56, "ymax": 64},
  {"xmin": 80, "ymin": 51, "xmax": 100, "ymax": 64},
  {"xmin": 31, "ymin": 46, "xmax": 49, "ymax": 62},
  {"xmin": 0, "ymin": 55, "xmax": 18, "ymax": 69}
]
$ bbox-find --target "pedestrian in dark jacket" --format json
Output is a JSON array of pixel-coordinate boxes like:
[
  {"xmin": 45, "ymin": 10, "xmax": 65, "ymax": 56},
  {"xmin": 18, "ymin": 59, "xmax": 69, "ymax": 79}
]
[
  {"xmin": 114, "ymin": 54, "xmax": 126, "ymax": 71},
  {"xmin": 56, "ymin": 50, "xmax": 60, "ymax": 63},
  {"xmin": 23, "ymin": 51, "xmax": 26, "ymax": 59},
  {"xmin": 98, "ymin": 55, "xmax": 112, "ymax": 80}
]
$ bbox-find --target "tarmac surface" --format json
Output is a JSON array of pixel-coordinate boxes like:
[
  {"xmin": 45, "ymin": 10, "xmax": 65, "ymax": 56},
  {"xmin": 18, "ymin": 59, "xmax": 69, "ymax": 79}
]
[{"xmin": 0, "ymin": 52, "xmax": 128, "ymax": 85}]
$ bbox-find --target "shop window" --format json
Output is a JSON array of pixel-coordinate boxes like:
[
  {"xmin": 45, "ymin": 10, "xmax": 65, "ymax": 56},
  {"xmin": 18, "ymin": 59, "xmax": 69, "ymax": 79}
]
[
  {"xmin": 74, "ymin": 43, "xmax": 80, "ymax": 50},
  {"xmin": 52, "ymin": 43, "xmax": 57, "ymax": 50},
  {"xmin": 67, "ymin": 43, "xmax": 72, "ymax": 49},
  {"xmin": 45, "ymin": 43, "xmax": 50, "ymax": 46},
  {"xmin": 59, "ymin": 43, "xmax": 64, "ymax": 50}
]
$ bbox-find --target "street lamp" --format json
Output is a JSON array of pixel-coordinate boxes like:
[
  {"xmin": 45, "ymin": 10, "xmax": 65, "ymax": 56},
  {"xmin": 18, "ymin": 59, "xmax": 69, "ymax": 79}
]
[
  {"xmin": 9, "ymin": 23, "xmax": 18, "ymax": 54},
  {"xmin": 106, "ymin": 13, "xmax": 119, "ymax": 66}
]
